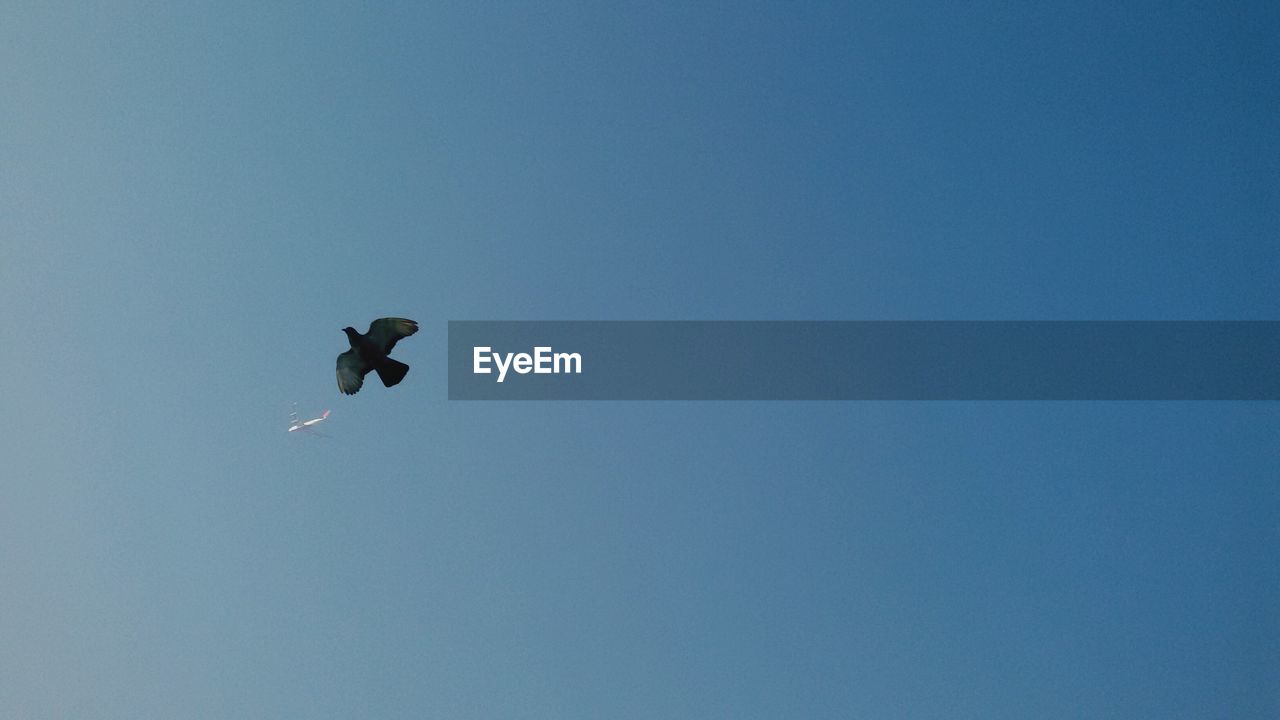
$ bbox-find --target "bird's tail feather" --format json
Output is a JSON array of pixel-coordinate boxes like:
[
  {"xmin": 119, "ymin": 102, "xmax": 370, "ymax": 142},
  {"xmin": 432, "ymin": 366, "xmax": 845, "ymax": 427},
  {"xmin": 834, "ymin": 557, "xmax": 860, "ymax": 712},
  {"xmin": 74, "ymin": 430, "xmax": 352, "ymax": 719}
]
[{"xmin": 375, "ymin": 358, "xmax": 410, "ymax": 387}]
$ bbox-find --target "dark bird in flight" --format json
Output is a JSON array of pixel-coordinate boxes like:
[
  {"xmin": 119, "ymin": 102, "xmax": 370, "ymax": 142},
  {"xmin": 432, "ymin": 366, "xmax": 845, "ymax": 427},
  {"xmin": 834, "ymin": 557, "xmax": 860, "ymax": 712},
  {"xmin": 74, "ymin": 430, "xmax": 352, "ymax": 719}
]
[{"xmin": 336, "ymin": 317, "xmax": 419, "ymax": 395}]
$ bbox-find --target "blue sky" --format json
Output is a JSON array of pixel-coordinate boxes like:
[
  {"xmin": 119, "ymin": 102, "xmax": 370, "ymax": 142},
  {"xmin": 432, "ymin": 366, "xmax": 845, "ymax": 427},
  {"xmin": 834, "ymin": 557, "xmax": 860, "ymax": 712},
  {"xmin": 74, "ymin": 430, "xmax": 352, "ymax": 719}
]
[{"xmin": 1, "ymin": 2, "xmax": 1276, "ymax": 718}]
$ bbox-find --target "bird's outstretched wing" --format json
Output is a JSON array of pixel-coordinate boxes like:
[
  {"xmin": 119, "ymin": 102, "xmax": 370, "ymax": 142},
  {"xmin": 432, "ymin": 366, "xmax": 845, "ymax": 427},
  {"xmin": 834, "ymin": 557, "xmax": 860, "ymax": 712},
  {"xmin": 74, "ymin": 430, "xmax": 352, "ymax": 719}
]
[
  {"xmin": 365, "ymin": 317, "xmax": 419, "ymax": 353},
  {"xmin": 336, "ymin": 349, "xmax": 368, "ymax": 395}
]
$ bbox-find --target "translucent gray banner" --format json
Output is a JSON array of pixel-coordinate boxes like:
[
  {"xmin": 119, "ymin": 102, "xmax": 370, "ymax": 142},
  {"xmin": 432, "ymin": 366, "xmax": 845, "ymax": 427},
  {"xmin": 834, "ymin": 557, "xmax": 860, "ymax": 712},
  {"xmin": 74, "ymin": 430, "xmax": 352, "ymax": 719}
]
[{"xmin": 447, "ymin": 321, "xmax": 1279, "ymax": 400}]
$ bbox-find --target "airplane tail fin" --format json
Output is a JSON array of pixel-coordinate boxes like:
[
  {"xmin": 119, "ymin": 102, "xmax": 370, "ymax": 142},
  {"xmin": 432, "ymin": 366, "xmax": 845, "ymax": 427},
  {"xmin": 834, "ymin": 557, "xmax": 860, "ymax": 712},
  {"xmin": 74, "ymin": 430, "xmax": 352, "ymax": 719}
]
[
  {"xmin": 321, "ymin": 410, "xmax": 330, "ymax": 419},
  {"xmin": 375, "ymin": 358, "xmax": 410, "ymax": 387}
]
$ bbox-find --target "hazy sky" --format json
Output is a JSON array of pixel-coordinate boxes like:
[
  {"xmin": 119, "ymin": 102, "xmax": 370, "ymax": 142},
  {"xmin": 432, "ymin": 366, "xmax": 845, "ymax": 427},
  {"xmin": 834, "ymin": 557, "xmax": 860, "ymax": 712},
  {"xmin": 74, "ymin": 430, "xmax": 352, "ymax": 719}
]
[{"xmin": 2, "ymin": 2, "xmax": 1276, "ymax": 718}]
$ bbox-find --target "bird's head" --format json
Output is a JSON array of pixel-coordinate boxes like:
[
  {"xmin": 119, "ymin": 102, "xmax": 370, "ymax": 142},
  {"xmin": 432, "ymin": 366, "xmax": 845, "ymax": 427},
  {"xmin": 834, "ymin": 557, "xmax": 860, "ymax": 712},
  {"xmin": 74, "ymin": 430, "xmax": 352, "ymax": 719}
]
[{"xmin": 342, "ymin": 326, "xmax": 359, "ymax": 343}]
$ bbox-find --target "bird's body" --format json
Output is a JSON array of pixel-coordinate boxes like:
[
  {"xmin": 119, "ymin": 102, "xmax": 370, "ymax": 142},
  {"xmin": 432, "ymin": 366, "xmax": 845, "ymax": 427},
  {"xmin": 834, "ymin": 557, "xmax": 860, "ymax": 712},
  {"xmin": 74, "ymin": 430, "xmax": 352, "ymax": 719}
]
[{"xmin": 336, "ymin": 317, "xmax": 419, "ymax": 395}]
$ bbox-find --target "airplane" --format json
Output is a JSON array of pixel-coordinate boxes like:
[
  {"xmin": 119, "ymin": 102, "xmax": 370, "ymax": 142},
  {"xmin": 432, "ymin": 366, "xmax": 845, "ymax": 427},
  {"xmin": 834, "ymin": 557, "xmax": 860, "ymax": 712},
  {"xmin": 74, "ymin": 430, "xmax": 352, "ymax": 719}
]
[{"xmin": 288, "ymin": 406, "xmax": 330, "ymax": 435}]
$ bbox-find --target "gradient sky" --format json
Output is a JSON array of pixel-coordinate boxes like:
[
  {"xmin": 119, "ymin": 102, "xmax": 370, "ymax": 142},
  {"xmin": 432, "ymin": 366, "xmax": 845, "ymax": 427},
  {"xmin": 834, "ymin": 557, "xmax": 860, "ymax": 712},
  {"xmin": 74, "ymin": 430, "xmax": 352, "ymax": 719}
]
[{"xmin": 2, "ymin": 2, "xmax": 1277, "ymax": 718}]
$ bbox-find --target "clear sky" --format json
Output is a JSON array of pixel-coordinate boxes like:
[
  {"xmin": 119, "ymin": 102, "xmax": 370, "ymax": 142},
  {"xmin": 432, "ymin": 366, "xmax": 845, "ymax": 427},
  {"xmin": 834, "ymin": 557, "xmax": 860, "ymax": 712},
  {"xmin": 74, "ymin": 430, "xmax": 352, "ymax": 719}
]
[{"xmin": 2, "ymin": 2, "xmax": 1276, "ymax": 718}]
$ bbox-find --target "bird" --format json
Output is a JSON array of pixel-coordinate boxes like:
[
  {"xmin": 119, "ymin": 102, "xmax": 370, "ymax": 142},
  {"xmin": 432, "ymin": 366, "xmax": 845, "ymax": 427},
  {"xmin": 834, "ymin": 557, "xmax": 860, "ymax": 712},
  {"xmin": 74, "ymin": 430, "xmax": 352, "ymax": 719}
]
[{"xmin": 336, "ymin": 317, "xmax": 419, "ymax": 395}]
